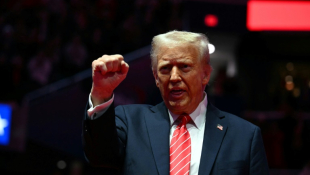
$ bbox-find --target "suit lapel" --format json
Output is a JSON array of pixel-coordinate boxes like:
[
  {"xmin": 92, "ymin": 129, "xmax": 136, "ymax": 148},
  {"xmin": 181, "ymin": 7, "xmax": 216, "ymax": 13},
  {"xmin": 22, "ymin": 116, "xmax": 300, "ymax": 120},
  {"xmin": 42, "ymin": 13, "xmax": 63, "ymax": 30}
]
[
  {"xmin": 144, "ymin": 102, "xmax": 170, "ymax": 175},
  {"xmin": 198, "ymin": 104, "xmax": 228, "ymax": 175}
]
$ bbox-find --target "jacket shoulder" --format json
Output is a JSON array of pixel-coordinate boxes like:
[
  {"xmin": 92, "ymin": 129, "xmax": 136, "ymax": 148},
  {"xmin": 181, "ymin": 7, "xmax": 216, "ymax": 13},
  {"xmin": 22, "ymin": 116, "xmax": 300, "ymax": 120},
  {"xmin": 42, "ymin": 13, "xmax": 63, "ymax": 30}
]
[{"xmin": 220, "ymin": 109, "xmax": 259, "ymax": 132}]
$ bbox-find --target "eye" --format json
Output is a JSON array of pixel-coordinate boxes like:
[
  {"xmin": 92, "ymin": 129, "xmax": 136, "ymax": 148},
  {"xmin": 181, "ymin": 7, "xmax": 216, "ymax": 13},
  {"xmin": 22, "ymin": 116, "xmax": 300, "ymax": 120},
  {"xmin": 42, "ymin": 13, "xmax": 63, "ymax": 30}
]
[
  {"xmin": 159, "ymin": 65, "xmax": 171, "ymax": 73},
  {"xmin": 181, "ymin": 64, "xmax": 191, "ymax": 71}
]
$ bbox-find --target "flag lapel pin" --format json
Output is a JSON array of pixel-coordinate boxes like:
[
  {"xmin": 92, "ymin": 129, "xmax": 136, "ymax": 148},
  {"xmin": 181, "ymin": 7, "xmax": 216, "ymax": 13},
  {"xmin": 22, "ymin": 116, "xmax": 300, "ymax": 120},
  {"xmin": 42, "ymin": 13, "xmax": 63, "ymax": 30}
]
[{"xmin": 217, "ymin": 124, "xmax": 223, "ymax": 131}]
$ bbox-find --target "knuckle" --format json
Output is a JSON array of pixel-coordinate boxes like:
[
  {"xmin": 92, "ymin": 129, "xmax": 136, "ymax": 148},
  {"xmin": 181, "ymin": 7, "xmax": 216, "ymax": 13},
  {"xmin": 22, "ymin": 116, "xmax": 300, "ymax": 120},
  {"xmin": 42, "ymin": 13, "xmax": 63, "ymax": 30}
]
[
  {"xmin": 115, "ymin": 54, "xmax": 124, "ymax": 60},
  {"xmin": 92, "ymin": 60, "xmax": 101, "ymax": 68},
  {"xmin": 99, "ymin": 54, "xmax": 109, "ymax": 61},
  {"xmin": 98, "ymin": 62, "xmax": 104, "ymax": 67}
]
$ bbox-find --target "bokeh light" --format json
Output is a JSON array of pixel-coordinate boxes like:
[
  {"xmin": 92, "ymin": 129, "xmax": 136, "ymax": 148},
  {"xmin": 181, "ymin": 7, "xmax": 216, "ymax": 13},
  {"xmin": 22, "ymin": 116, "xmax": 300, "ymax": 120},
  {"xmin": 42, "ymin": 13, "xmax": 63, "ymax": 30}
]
[{"xmin": 204, "ymin": 14, "xmax": 218, "ymax": 27}]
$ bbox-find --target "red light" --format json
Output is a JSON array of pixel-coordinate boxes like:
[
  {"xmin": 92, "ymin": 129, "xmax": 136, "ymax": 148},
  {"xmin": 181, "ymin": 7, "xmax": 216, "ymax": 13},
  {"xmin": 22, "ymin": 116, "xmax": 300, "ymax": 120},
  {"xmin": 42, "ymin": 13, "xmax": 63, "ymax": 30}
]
[
  {"xmin": 247, "ymin": 1, "xmax": 310, "ymax": 31},
  {"xmin": 204, "ymin": 14, "xmax": 218, "ymax": 27}
]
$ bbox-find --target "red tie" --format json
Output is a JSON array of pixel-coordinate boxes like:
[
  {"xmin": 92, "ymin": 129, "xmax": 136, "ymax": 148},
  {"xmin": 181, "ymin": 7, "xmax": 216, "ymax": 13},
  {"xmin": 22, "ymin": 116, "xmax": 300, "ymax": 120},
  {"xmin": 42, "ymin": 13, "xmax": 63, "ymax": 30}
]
[{"xmin": 170, "ymin": 114, "xmax": 191, "ymax": 175}]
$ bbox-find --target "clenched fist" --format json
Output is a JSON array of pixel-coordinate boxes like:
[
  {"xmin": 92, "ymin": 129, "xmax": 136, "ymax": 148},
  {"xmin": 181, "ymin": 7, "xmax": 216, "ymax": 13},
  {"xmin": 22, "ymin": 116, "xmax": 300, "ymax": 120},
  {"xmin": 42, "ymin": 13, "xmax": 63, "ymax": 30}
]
[{"xmin": 90, "ymin": 54, "xmax": 129, "ymax": 106}]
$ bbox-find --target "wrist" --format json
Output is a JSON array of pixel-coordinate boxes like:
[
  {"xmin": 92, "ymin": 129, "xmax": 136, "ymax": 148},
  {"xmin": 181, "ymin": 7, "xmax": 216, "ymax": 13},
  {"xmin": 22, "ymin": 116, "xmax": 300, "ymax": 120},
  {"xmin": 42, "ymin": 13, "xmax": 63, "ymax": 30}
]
[{"xmin": 90, "ymin": 87, "xmax": 113, "ymax": 106}]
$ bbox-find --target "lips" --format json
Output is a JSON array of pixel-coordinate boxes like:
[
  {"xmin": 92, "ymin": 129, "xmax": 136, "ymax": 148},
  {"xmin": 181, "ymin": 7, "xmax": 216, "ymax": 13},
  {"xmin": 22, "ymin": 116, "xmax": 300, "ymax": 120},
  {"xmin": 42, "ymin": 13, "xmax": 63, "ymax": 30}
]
[
  {"xmin": 170, "ymin": 89, "xmax": 185, "ymax": 98},
  {"xmin": 171, "ymin": 89, "xmax": 184, "ymax": 94}
]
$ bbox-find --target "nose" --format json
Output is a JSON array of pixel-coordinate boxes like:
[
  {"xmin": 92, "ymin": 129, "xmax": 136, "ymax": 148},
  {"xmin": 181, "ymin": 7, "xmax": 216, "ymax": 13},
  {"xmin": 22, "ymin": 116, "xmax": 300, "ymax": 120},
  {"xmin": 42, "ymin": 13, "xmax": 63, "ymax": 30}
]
[{"xmin": 170, "ymin": 66, "xmax": 181, "ymax": 82}]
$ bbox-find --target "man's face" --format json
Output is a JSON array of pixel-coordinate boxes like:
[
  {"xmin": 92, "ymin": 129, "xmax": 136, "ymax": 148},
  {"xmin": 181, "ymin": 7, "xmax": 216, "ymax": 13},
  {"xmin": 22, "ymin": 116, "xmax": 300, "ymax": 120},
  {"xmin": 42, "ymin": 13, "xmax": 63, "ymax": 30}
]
[{"xmin": 153, "ymin": 44, "xmax": 211, "ymax": 115}]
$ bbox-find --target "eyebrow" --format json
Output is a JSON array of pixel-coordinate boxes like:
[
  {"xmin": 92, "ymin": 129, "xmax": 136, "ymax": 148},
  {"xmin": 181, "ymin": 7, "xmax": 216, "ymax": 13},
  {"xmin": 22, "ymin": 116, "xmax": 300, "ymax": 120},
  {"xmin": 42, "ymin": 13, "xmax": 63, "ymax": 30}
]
[{"xmin": 159, "ymin": 58, "xmax": 193, "ymax": 65}]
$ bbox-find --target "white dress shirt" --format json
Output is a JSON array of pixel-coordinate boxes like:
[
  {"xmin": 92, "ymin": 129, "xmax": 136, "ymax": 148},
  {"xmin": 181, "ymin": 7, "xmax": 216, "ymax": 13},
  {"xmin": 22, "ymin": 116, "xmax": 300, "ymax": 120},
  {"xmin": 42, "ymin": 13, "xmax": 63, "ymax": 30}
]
[
  {"xmin": 168, "ymin": 93, "xmax": 207, "ymax": 175},
  {"xmin": 87, "ymin": 94, "xmax": 114, "ymax": 120},
  {"xmin": 87, "ymin": 93, "xmax": 208, "ymax": 175}
]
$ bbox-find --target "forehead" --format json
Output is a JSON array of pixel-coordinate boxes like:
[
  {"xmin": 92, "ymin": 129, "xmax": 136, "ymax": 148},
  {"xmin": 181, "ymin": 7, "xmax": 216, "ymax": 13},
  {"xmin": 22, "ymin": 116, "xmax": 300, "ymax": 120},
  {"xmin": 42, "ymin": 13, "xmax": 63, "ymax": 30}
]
[{"xmin": 157, "ymin": 44, "xmax": 199, "ymax": 62}]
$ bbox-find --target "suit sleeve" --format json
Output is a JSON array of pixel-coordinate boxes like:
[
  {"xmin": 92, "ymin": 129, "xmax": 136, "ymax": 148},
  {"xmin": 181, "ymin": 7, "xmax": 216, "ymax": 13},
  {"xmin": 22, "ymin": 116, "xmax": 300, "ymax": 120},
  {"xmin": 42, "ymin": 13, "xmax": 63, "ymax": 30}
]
[
  {"xmin": 250, "ymin": 127, "xmax": 270, "ymax": 175},
  {"xmin": 82, "ymin": 102, "xmax": 127, "ymax": 169}
]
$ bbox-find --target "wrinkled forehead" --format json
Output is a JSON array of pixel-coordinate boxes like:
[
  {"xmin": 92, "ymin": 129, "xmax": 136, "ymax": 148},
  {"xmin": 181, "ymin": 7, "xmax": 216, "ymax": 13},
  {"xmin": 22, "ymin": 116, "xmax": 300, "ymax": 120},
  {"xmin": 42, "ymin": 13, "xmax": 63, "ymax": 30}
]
[
  {"xmin": 157, "ymin": 43, "xmax": 199, "ymax": 60},
  {"xmin": 157, "ymin": 57, "xmax": 194, "ymax": 68}
]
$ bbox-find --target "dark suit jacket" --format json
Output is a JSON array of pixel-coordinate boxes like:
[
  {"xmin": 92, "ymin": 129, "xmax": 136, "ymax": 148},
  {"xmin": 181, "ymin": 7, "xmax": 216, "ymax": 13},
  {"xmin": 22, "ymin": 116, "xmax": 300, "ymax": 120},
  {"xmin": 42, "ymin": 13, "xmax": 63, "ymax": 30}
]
[{"xmin": 83, "ymin": 102, "xmax": 269, "ymax": 175}]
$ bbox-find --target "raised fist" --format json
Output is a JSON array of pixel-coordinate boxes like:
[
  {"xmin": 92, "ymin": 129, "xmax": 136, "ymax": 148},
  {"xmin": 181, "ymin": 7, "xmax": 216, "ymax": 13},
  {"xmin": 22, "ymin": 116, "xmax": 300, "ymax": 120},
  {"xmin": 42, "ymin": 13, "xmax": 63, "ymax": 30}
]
[{"xmin": 90, "ymin": 54, "xmax": 129, "ymax": 106}]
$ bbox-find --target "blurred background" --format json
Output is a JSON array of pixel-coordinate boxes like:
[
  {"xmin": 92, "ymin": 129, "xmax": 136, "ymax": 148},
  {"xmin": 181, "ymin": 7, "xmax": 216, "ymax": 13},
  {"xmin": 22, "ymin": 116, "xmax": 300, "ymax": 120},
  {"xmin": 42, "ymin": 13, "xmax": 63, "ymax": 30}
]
[{"xmin": 0, "ymin": 0, "xmax": 310, "ymax": 174}]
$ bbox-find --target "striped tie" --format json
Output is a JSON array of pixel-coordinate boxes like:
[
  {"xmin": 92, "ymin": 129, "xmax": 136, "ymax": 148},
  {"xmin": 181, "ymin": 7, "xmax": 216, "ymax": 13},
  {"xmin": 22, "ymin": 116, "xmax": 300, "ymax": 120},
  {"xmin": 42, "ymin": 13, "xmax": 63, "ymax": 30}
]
[{"xmin": 170, "ymin": 114, "xmax": 191, "ymax": 175}]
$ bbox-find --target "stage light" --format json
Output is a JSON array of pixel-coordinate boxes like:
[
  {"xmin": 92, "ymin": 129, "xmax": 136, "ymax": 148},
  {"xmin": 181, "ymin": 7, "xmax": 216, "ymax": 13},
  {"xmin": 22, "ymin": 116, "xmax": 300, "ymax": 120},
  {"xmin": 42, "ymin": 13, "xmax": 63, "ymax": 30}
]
[
  {"xmin": 208, "ymin": 43, "xmax": 215, "ymax": 54},
  {"xmin": 285, "ymin": 75, "xmax": 293, "ymax": 83},
  {"xmin": 0, "ymin": 104, "xmax": 12, "ymax": 146},
  {"xmin": 57, "ymin": 160, "xmax": 67, "ymax": 169},
  {"xmin": 286, "ymin": 82, "xmax": 294, "ymax": 91},
  {"xmin": 204, "ymin": 14, "xmax": 218, "ymax": 27},
  {"xmin": 247, "ymin": 1, "xmax": 310, "ymax": 31}
]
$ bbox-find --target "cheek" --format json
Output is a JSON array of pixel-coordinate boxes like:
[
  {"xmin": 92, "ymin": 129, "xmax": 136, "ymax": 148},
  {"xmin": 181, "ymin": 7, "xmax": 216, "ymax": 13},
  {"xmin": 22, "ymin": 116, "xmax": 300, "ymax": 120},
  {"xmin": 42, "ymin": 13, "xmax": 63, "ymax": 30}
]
[
  {"xmin": 158, "ymin": 75, "xmax": 168, "ymax": 84},
  {"xmin": 156, "ymin": 78, "xmax": 164, "ymax": 89},
  {"xmin": 187, "ymin": 75, "xmax": 204, "ymax": 92}
]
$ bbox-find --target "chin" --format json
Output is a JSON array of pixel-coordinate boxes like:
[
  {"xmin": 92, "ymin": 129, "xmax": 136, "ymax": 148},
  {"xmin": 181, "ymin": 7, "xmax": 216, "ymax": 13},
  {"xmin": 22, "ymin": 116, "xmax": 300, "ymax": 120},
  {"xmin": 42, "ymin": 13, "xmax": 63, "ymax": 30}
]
[{"xmin": 168, "ymin": 101, "xmax": 189, "ymax": 113}]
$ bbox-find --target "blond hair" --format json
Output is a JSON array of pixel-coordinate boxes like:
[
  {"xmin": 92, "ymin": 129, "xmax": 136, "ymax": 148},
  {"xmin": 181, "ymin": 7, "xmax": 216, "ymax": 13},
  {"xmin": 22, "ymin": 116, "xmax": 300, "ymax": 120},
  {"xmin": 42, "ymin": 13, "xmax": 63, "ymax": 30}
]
[{"xmin": 150, "ymin": 30, "xmax": 210, "ymax": 70}]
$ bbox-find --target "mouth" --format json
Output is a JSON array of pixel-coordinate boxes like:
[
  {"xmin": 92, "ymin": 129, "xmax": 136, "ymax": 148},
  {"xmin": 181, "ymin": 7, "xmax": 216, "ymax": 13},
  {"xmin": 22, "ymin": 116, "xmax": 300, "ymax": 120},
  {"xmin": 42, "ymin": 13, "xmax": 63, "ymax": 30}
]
[{"xmin": 169, "ymin": 89, "xmax": 186, "ymax": 98}]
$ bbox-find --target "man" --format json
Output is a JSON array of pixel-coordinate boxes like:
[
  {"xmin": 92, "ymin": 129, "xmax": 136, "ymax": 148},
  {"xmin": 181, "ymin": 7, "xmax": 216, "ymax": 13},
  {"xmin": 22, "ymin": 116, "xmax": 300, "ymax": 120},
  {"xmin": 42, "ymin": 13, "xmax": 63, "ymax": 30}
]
[{"xmin": 83, "ymin": 31, "xmax": 269, "ymax": 175}]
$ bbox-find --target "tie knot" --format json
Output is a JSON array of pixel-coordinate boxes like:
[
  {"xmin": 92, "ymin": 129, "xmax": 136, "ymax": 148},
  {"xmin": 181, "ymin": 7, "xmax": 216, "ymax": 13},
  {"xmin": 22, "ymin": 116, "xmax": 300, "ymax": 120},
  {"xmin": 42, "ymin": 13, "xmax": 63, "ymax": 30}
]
[{"xmin": 178, "ymin": 114, "xmax": 191, "ymax": 125}]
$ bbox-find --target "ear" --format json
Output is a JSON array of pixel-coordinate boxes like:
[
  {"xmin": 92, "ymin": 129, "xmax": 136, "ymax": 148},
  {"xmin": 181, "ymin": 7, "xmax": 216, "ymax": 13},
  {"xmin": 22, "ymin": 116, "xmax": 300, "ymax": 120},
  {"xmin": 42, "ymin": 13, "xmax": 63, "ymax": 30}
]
[
  {"xmin": 202, "ymin": 64, "xmax": 211, "ymax": 85},
  {"xmin": 152, "ymin": 69, "xmax": 160, "ymax": 87}
]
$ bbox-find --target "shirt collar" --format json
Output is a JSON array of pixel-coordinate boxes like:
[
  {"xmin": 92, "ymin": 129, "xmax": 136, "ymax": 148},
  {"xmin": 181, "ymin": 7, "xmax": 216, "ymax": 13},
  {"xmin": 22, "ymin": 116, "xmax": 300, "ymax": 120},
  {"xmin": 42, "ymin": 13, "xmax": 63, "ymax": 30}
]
[{"xmin": 168, "ymin": 92, "xmax": 208, "ymax": 130}]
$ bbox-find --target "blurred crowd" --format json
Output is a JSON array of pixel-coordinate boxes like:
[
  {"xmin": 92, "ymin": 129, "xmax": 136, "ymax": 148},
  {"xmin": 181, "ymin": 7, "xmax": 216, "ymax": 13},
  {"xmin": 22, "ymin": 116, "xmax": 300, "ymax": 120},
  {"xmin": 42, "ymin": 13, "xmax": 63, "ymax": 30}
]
[
  {"xmin": 211, "ymin": 67, "xmax": 310, "ymax": 171},
  {"xmin": 0, "ymin": 0, "xmax": 184, "ymax": 102},
  {"xmin": 1, "ymin": 0, "xmax": 310, "ymax": 173}
]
